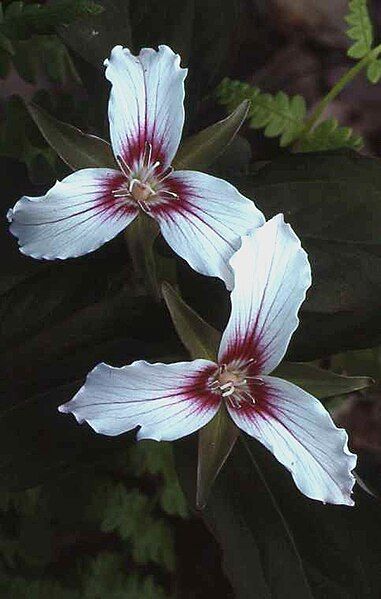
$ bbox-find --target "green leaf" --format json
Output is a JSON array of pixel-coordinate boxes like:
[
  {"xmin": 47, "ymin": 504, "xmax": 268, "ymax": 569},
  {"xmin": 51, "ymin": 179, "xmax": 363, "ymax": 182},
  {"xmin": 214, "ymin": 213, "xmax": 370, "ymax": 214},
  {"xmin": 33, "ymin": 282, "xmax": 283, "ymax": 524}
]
[
  {"xmin": 217, "ymin": 78, "xmax": 306, "ymax": 146},
  {"xmin": 1, "ymin": 0, "xmax": 104, "ymax": 39},
  {"xmin": 345, "ymin": 0, "xmax": 373, "ymax": 59},
  {"xmin": 175, "ymin": 430, "xmax": 381, "ymax": 598},
  {"xmin": 175, "ymin": 436, "xmax": 314, "ymax": 598},
  {"xmin": 162, "ymin": 281, "xmax": 220, "ymax": 361},
  {"xmin": 161, "ymin": 283, "xmax": 239, "ymax": 506},
  {"xmin": 367, "ymin": 57, "xmax": 381, "ymax": 83},
  {"xmin": 0, "ymin": 47, "xmax": 11, "ymax": 78},
  {"xmin": 196, "ymin": 407, "xmax": 239, "ymax": 509},
  {"xmin": 298, "ymin": 118, "xmax": 363, "ymax": 152},
  {"xmin": 50, "ymin": 0, "xmax": 132, "ymax": 68},
  {"xmin": 27, "ymin": 102, "xmax": 116, "ymax": 169},
  {"xmin": 233, "ymin": 151, "xmax": 381, "ymax": 357},
  {"xmin": 331, "ymin": 345, "xmax": 381, "ymax": 380},
  {"xmin": 273, "ymin": 362, "xmax": 373, "ymax": 399},
  {"xmin": 173, "ymin": 100, "xmax": 250, "ymax": 171},
  {"xmin": 0, "ymin": 32, "xmax": 14, "ymax": 54},
  {"xmin": 126, "ymin": 214, "xmax": 161, "ymax": 300},
  {"xmin": 0, "ymin": 238, "xmax": 179, "ymax": 489}
]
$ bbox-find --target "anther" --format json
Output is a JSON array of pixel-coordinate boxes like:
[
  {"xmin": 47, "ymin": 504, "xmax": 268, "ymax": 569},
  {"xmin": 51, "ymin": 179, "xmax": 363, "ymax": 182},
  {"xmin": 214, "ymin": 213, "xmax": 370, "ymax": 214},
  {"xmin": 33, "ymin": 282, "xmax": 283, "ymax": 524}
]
[
  {"xmin": 221, "ymin": 385, "xmax": 235, "ymax": 397},
  {"xmin": 157, "ymin": 165, "xmax": 174, "ymax": 181},
  {"xmin": 143, "ymin": 141, "xmax": 152, "ymax": 166},
  {"xmin": 116, "ymin": 154, "xmax": 132, "ymax": 176},
  {"xmin": 137, "ymin": 200, "xmax": 151, "ymax": 213},
  {"xmin": 160, "ymin": 190, "xmax": 178, "ymax": 199}
]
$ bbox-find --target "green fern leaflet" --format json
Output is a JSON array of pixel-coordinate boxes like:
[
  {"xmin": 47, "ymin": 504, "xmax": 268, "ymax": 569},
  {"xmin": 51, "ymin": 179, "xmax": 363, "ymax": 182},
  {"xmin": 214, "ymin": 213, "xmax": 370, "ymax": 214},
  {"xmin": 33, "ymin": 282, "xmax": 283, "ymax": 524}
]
[{"xmin": 217, "ymin": 78, "xmax": 306, "ymax": 147}]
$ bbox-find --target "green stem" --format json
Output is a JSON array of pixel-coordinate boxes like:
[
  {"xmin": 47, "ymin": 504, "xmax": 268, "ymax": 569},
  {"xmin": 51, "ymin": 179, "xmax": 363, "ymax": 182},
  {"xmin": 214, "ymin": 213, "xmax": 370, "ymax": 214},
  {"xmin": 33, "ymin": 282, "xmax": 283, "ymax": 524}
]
[
  {"xmin": 301, "ymin": 44, "xmax": 381, "ymax": 137},
  {"xmin": 124, "ymin": 215, "xmax": 161, "ymax": 301}
]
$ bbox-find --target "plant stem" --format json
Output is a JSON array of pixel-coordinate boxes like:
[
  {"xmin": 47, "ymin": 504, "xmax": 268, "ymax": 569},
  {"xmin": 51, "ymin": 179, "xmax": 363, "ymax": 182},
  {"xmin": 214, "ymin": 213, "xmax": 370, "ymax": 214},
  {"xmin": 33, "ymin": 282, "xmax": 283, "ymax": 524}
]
[
  {"xmin": 300, "ymin": 44, "xmax": 381, "ymax": 137},
  {"xmin": 124, "ymin": 215, "xmax": 161, "ymax": 301}
]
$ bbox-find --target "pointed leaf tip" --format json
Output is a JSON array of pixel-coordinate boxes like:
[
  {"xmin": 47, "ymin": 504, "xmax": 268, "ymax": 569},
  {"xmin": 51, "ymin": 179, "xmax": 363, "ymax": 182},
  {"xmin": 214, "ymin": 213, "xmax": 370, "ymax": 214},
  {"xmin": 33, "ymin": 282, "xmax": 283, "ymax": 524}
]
[
  {"xmin": 162, "ymin": 281, "xmax": 220, "ymax": 361},
  {"xmin": 27, "ymin": 102, "xmax": 116, "ymax": 170},
  {"xmin": 196, "ymin": 407, "xmax": 239, "ymax": 509},
  {"xmin": 173, "ymin": 100, "xmax": 250, "ymax": 171}
]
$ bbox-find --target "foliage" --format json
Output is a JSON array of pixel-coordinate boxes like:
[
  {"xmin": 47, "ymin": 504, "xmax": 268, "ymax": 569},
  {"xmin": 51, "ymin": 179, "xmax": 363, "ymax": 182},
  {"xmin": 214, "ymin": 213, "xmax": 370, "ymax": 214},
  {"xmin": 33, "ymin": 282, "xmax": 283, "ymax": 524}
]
[
  {"xmin": 0, "ymin": 442, "xmax": 186, "ymax": 596},
  {"xmin": 174, "ymin": 431, "xmax": 381, "ymax": 599},
  {"xmin": 217, "ymin": 78, "xmax": 364, "ymax": 152},
  {"xmin": 297, "ymin": 118, "xmax": 363, "ymax": 152},
  {"xmin": 0, "ymin": 1, "xmax": 103, "ymax": 183},
  {"xmin": 1, "ymin": 0, "xmax": 381, "ymax": 596},
  {"xmin": 217, "ymin": 79, "xmax": 306, "ymax": 147},
  {"xmin": 345, "ymin": 0, "xmax": 373, "ymax": 58},
  {"xmin": 345, "ymin": 0, "xmax": 381, "ymax": 83},
  {"xmin": 0, "ymin": 1, "xmax": 103, "ymax": 39}
]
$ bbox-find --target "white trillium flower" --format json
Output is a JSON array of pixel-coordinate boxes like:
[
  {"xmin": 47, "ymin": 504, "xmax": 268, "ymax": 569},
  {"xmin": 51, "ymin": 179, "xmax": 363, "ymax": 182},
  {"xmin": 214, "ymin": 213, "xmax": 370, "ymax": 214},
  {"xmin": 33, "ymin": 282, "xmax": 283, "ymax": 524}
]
[
  {"xmin": 7, "ymin": 45, "xmax": 265, "ymax": 289},
  {"xmin": 59, "ymin": 215, "xmax": 357, "ymax": 506}
]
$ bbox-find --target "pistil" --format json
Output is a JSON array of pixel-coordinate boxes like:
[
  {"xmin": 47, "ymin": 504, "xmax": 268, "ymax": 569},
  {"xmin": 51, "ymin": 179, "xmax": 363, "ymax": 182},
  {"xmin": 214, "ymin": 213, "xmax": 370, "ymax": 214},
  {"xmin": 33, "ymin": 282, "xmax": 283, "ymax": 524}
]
[{"xmin": 208, "ymin": 364, "xmax": 255, "ymax": 408}]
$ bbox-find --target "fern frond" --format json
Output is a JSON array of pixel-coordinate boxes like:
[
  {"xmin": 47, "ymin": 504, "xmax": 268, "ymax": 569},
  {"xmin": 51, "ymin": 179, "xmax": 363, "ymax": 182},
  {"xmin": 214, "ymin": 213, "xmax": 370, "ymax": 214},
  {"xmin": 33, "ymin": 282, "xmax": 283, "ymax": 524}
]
[
  {"xmin": 345, "ymin": 0, "xmax": 373, "ymax": 58},
  {"xmin": 367, "ymin": 57, "xmax": 381, "ymax": 83},
  {"xmin": 298, "ymin": 118, "xmax": 363, "ymax": 152},
  {"xmin": 217, "ymin": 78, "xmax": 306, "ymax": 147}
]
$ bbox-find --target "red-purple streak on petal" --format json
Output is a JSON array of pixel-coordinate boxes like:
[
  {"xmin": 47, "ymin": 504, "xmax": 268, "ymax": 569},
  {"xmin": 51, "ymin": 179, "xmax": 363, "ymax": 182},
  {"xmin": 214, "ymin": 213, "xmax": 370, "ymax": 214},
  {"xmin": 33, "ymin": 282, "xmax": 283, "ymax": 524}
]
[
  {"xmin": 96, "ymin": 171, "xmax": 138, "ymax": 219},
  {"xmin": 184, "ymin": 363, "xmax": 222, "ymax": 413},
  {"xmin": 120, "ymin": 127, "xmax": 168, "ymax": 169},
  {"xmin": 226, "ymin": 376, "xmax": 283, "ymax": 423},
  {"xmin": 219, "ymin": 332, "xmax": 267, "ymax": 377},
  {"xmin": 148, "ymin": 173, "xmax": 235, "ymax": 234}
]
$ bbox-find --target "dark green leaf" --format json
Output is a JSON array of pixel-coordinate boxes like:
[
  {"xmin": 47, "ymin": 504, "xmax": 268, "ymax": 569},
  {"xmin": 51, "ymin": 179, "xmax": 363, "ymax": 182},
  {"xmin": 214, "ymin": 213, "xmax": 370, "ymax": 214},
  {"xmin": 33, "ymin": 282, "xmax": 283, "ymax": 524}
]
[
  {"xmin": 273, "ymin": 362, "xmax": 372, "ymax": 399},
  {"xmin": 175, "ymin": 436, "xmax": 314, "ymax": 599},
  {"xmin": 244, "ymin": 152, "xmax": 381, "ymax": 246},
  {"xmin": 230, "ymin": 151, "xmax": 381, "ymax": 357},
  {"xmin": 51, "ymin": 0, "xmax": 132, "ymax": 68},
  {"xmin": 1, "ymin": 0, "xmax": 103, "ymax": 39},
  {"xmin": 173, "ymin": 101, "xmax": 249, "ymax": 171},
  {"xmin": 162, "ymin": 281, "xmax": 220, "ymax": 361},
  {"xmin": 175, "ymin": 432, "xmax": 381, "ymax": 598},
  {"xmin": 196, "ymin": 407, "xmax": 238, "ymax": 509},
  {"xmin": 27, "ymin": 102, "xmax": 116, "ymax": 170},
  {"xmin": 126, "ymin": 214, "xmax": 161, "ymax": 300},
  {"xmin": 0, "ymin": 31, "xmax": 14, "ymax": 54},
  {"xmin": 0, "ymin": 239, "xmax": 182, "ymax": 489}
]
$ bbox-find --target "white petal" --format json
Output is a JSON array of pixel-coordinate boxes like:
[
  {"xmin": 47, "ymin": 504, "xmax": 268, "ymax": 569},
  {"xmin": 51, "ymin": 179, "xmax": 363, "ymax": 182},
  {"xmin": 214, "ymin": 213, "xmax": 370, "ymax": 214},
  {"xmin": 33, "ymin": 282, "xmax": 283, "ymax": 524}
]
[
  {"xmin": 58, "ymin": 360, "xmax": 220, "ymax": 441},
  {"xmin": 7, "ymin": 168, "xmax": 138, "ymax": 259},
  {"xmin": 227, "ymin": 376, "xmax": 356, "ymax": 506},
  {"xmin": 218, "ymin": 214, "xmax": 311, "ymax": 373},
  {"xmin": 104, "ymin": 45, "xmax": 187, "ymax": 167},
  {"xmin": 151, "ymin": 170, "xmax": 265, "ymax": 289}
]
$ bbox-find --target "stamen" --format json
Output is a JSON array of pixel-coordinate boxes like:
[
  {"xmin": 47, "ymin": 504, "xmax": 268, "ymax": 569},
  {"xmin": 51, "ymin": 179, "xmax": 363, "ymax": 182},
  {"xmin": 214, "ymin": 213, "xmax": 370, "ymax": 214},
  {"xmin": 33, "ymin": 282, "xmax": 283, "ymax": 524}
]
[
  {"xmin": 137, "ymin": 200, "xmax": 151, "ymax": 213},
  {"xmin": 116, "ymin": 154, "xmax": 132, "ymax": 176},
  {"xmin": 220, "ymin": 382, "xmax": 234, "ymax": 391},
  {"xmin": 160, "ymin": 190, "xmax": 178, "ymax": 199},
  {"xmin": 208, "ymin": 380, "xmax": 220, "ymax": 390},
  {"xmin": 238, "ymin": 388, "xmax": 256, "ymax": 405},
  {"xmin": 129, "ymin": 178, "xmax": 139, "ymax": 193},
  {"xmin": 143, "ymin": 141, "xmax": 152, "ymax": 166},
  {"xmin": 221, "ymin": 385, "xmax": 235, "ymax": 397},
  {"xmin": 157, "ymin": 165, "xmax": 174, "ymax": 181},
  {"xmin": 112, "ymin": 189, "xmax": 130, "ymax": 199}
]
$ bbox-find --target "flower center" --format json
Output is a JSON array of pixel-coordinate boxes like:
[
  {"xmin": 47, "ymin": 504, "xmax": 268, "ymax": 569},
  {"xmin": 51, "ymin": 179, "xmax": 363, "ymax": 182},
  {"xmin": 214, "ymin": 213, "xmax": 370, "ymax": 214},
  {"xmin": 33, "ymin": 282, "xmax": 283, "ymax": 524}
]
[
  {"xmin": 129, "ymin": 179, "xmax": 155, "ymax": 203},
  {"xmin": 208, "ymin": 362, "xmax": 262, "ymax": 409},
  {"xmin": 112, "ymin": 143, "xmax": 179, "ymax": 213}
]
